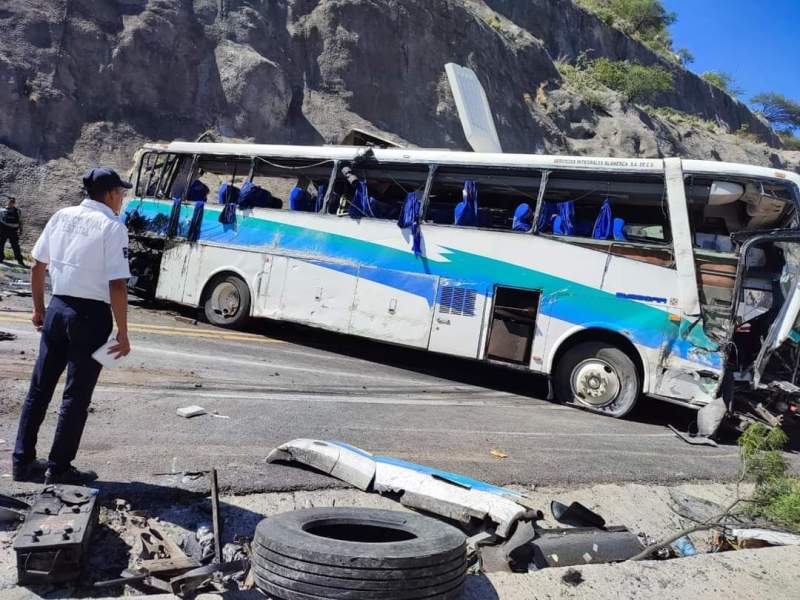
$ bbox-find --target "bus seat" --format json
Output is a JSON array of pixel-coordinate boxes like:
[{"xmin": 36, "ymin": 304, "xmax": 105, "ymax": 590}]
[
  {"xmin": 613, "ymin": 218, "xmax": 627, "ymax": 241},
  {"xmin": 512, "ymin": 203, "xmax": 533, "ymax": 232},
  {"xmin": 289, "ymin": 186, "xmax": 316, "ymax": 211},
  {"xmin": 537, "ymin": 201, "xmax": 557, "ymax": 232},
  {"xmin": 349, "ymin": 180, "xmax": 376, "ymax": 218},
  {"xmin": 314, "ymin": 184, "xmax": 327, "ymax": 212},
  {"xmin": 553, "ymin": 201, "xmax": 575, "ymax": 235},
  {"xmin": 239, "ymin": 181, "xmax": 280, "ymax": 209},
  {"xmin": 187, "ymin": 179, "xmax": 210, "ymax": 203},
  {"xmin": 218, "ymin": 182, "xmax": 240, "ymax": 205},
  {"xmin": 592, "ymin": 199, "xmax": 612, "ymax": 239},
  {"xmin": 454, "ymin": 180, "xmax": 479, "ymax": 226}
]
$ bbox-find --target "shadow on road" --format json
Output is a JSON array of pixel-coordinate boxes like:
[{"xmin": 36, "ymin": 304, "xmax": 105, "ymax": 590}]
[{"xmin": 149, "ymin": 303, "xmax": 711, "ymax": 434}]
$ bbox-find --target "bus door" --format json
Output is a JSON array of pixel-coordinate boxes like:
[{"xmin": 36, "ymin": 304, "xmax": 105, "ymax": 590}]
[{"xmin": 428, "ymin": 279, "xmax": 489, "ymax": 358}]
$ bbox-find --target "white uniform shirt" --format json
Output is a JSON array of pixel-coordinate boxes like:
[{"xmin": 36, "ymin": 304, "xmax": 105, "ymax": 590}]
[{"xmin": 31, "ymin": 199, "xmax": 131, "ymax": 304}]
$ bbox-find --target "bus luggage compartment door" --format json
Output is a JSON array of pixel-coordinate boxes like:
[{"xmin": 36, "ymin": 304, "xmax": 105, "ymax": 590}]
[
  {"xmin": 486, "ymin": 287, "xmax": 540, "ymax": 365},
  {"xmin": 428, "ymin": 280, "xmax": 488, "ymax": 359}
]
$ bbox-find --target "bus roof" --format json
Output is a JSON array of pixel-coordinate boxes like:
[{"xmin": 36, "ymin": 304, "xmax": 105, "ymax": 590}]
[{"xmin": 142, "ymin": 141, "xmax": 800, "ymax": 186}]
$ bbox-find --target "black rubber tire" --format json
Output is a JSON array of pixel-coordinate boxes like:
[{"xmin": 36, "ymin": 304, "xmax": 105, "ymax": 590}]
[
  {"xmin": 554, "ymin": 341, "xmax": 640, "ymax": 418},
  {"xmin": 252, "ymin": 508, "xmax": 466, "ymax": 600},
  {"xmin": 254, "ymin": 545, "xmax": 466, "ymax": 581},
  {"xmin": 202, "ymin": 273, "xmax": 251, "ymax": 329}
]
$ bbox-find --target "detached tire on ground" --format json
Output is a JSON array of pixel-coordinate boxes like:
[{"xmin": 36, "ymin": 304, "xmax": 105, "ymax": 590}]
[
  {"xmin": 253, "ymin": 507, "xmax": 467, "ymax": 600},
  {"xmin": 203, "ymin": 274, "xmax": 251, "ymax": 329},
  {"xmin": 554, "ymin": 341, "xmax": 640, "ymax": 418}
]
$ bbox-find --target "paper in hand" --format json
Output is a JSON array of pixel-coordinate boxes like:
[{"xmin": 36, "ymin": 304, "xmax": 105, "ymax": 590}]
[{"xmin": 91, "ymin": 339, "xmax": 128, "ymax": 369}]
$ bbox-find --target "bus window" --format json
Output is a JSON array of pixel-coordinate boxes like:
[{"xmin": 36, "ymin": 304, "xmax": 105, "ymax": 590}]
[
  {"xmin": 686, "ymin": 176, "xmax": 795, "ymax": 252},
  {"xmin": 193, "ymin": 155, "xmax": 335, "ymax": 211},
  {"xmin": 425, "ymin": 167, "xmax": 543, "ymax": 230},
  {"xmin": 328, "ymin": 163, "xmax": 429, "ymax": 219},
  {"xmin": 136, "ymin": 152, "xmax": 189, "ymax": 199},
  {"xmin": 538, "ymin": 172, "xmax": 671, "ymax": 245}
]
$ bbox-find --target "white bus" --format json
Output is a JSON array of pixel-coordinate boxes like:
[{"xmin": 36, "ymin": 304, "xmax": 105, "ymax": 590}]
[{"xmin": 123, "ymin": 141, "xmax": 800, "ymax": 426}]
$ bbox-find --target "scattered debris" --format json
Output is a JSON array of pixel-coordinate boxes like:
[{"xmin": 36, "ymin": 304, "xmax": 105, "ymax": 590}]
[
  {"xmin": 268, "ymin": 438, "xmax": 535, "ymax": 537},
  {"xmin": 727, "ymin": 528, "xmax": 800, "ymax": 547},
  {"xmin": 13, "ymin": 485, "xmax": 99, "ymax": 585},
  {"xmin": 561, "ymin": 567, "xmax": 584, "ymax": 586},
  {"xmin": 210, "ymin": 411, "xmax": 230, "ymax": 419},
  {"xmin": 0, "ymin": 331, "xmax": 16, "ymax": 341},
  {"xmin": 530, "ymin": 527, "xmax": 645, "ymax": 569},
  {"xmin": 490, "ymin": 449, "xmax": 508, "ymax": 459},
  {"xmin": 671, "ymin": 535, "xmax": 698, "ymax": 556},
  {"xmin": 177, "ymin": 405, "xmax": 207, "ymax": 418},
  {"xmin": 551, "ymin": 500, "xmax": 606, "ymax": 529},
  {"xmin": 0, "ymin": 493, "xmax": 29, "ymax": 523}
]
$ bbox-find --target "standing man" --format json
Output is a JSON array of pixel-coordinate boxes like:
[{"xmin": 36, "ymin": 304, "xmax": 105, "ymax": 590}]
[
  {"xmin": 0, "ymin": 197, "xmax": 25, "ymax": 267},
  {"xmin": 12, "ymin": 168, "xmax": 133, "ymax": 484}
]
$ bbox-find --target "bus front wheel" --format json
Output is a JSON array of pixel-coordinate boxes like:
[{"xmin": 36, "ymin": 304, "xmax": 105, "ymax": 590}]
[
  {"xmin": 554, "ymin": 341, "xmax": 640, "ymax": 418},
  {"xmin": 203, "ymin": 274, "xmax": 251, "ymax": 329}
]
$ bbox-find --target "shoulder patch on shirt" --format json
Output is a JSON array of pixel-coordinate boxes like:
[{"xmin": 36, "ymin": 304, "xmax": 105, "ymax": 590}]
[{"xmin": 123, "ymin": 247, "xmax": 129, "ymax": 259}]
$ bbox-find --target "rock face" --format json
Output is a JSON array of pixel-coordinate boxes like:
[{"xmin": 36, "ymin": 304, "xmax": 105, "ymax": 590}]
[{"xmin": 0, "ymin": 0, "xmax": 797, "ymax": 237}]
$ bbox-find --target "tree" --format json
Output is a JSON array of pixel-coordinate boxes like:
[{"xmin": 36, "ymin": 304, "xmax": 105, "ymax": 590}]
[
  {"xmin": 675, "ymin": 47, "xmax": 694, "ymax": 66},
  {"xmin": 701, "ymin": 71, "xmax": 743, "ymax": 98},
  {"xmin": 751, "ymin": 92, "xmax": 800, "ymax": 133},
  {"xmin": 575, "ymin": 0, "xmax": 677, "ymax": 58}
]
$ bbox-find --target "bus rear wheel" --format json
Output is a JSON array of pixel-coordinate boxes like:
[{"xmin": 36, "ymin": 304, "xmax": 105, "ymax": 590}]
[
  {"xmin": 203, "ymin": 274, "xmax": 251, "ymax": 329},
  {"xmin": 554, "ymin": 341, "xmax": 640, "ymax": 418}
]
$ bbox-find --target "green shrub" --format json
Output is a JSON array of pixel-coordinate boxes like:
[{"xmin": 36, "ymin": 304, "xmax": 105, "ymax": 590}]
[
  {"xmin": 587, "ymin": 57, "xmax": 673, "ymax": 103},
  {"xmin": 557, "ymin": 54, "xmax": 674, "ymax": 106},
  {"xmin": 575, "ymin": 0, "xmax": 677, "ymax": 60},
  {"xmin": 554, "ymin": 57, "xmax": 609, "ymax": 110},
  {"xmin": 642, "ymin": 105, "xmax": 719, "ymax": 132},
  {"xmin": 739, "ymin": 423, "xmax": 800, "ymax": 533},
  {"xmin": 701, "ymin": 71, "xmax": 743, "ymax": 98}
]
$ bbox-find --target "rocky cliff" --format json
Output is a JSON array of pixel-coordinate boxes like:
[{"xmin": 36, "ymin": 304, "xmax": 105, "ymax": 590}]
[{"xmin": 1, "ymin": 0, "xmax": 797, "ymax": 237}]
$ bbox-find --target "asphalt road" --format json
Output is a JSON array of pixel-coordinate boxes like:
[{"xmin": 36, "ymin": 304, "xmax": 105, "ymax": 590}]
[{"xmin": 1, "ymin": 288, "xmax": 796, "ymax": 497}]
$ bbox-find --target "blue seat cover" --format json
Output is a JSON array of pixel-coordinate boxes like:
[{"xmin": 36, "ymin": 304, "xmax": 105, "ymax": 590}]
[
  {"xmin": 397, "ymin": 191, "xmax": 422, "ymax": 255},
  {"xmin": 349, "ymin": 180, "xmax": 376, "ymax": 218},
  {"xmin": 218, "ymin": 181, "xmax": 239, "ymax": 205},
  {"xmin": 592, "ymin": 199, "xmax": 613, "ymax": 239},
  {"xmin": 536, "ymin": 201, "xmax": 556, "ymax": 232},
  {"xmin": 512, "ymin": 203, "xmax": 533, "ymax": 232},
  {"xmin": 454, "ymin": 180, "xmax": 479, "ymax": 226},
  {"xmin": 553, "ymin": 201, "xmax": 575, "ymax": 235}
]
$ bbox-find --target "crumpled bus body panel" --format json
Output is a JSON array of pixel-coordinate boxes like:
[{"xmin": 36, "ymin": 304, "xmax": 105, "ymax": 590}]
[{"xmin": 267, "ymin": 438, "xmax": 529, "ymax": 537}]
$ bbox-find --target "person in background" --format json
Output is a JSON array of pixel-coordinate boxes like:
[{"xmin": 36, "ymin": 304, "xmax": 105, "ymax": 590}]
[
  {"xmin": 12, "ymin": 168, "xmax": 133, "ymax": 484},
  {"xmin": 0, "ymin": 197, "xmax": 26, "ymax": 267}
]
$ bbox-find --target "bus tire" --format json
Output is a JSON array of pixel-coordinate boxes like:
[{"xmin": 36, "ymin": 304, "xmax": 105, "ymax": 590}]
[
  {"xmin": 554, "ymin": 341, "xmax": 639, "ymax": 418},
  {"xmin": 203, "ymin": 274, "xmax": 251, "ymax": 329}
]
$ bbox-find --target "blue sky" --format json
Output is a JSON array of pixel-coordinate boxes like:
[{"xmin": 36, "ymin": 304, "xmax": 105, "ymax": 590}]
[{"xmin": 663, "ymin": 0, "xmax": 799, "ymax": 105}]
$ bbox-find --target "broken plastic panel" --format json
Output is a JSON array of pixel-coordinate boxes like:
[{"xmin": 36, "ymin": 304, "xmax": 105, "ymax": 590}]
[
  {"xmin": 445, "ymin": 63, "xmax": 503, "ymax": 154},
  {"xmin": 267, "ymin": 439, "xmax": 530, "ymax": 537}
]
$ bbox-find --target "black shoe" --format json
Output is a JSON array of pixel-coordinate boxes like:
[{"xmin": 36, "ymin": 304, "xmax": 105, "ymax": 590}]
[
  {"xmin": 12, "ymin": 458, "xmax": 48, "ymax": 482},
  {"xmin": 44, "ymin": 466, "xmax": 98, "ymax": 485}
]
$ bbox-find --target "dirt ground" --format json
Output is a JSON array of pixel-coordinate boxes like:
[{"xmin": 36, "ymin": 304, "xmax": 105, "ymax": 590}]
[{"xmin": 1, "ymin": 481, "xmax": 798, "ymax": 600}]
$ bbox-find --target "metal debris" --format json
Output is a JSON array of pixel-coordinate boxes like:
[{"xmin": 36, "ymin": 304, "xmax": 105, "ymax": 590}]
[{"xmin": 176, "ymin": 405, "xmax": 207, "ymax": 418}]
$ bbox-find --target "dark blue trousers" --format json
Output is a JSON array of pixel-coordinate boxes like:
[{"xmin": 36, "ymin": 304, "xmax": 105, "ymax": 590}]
[{"xmin": 13, "ymin": 295, "xmax": 112, "ymax": 472}]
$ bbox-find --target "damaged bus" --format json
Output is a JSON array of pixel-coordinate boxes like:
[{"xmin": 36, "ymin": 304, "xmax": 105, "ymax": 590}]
[{"xmin": 122, "ymin": 141, "xmax": 800, "ymax": 430}]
